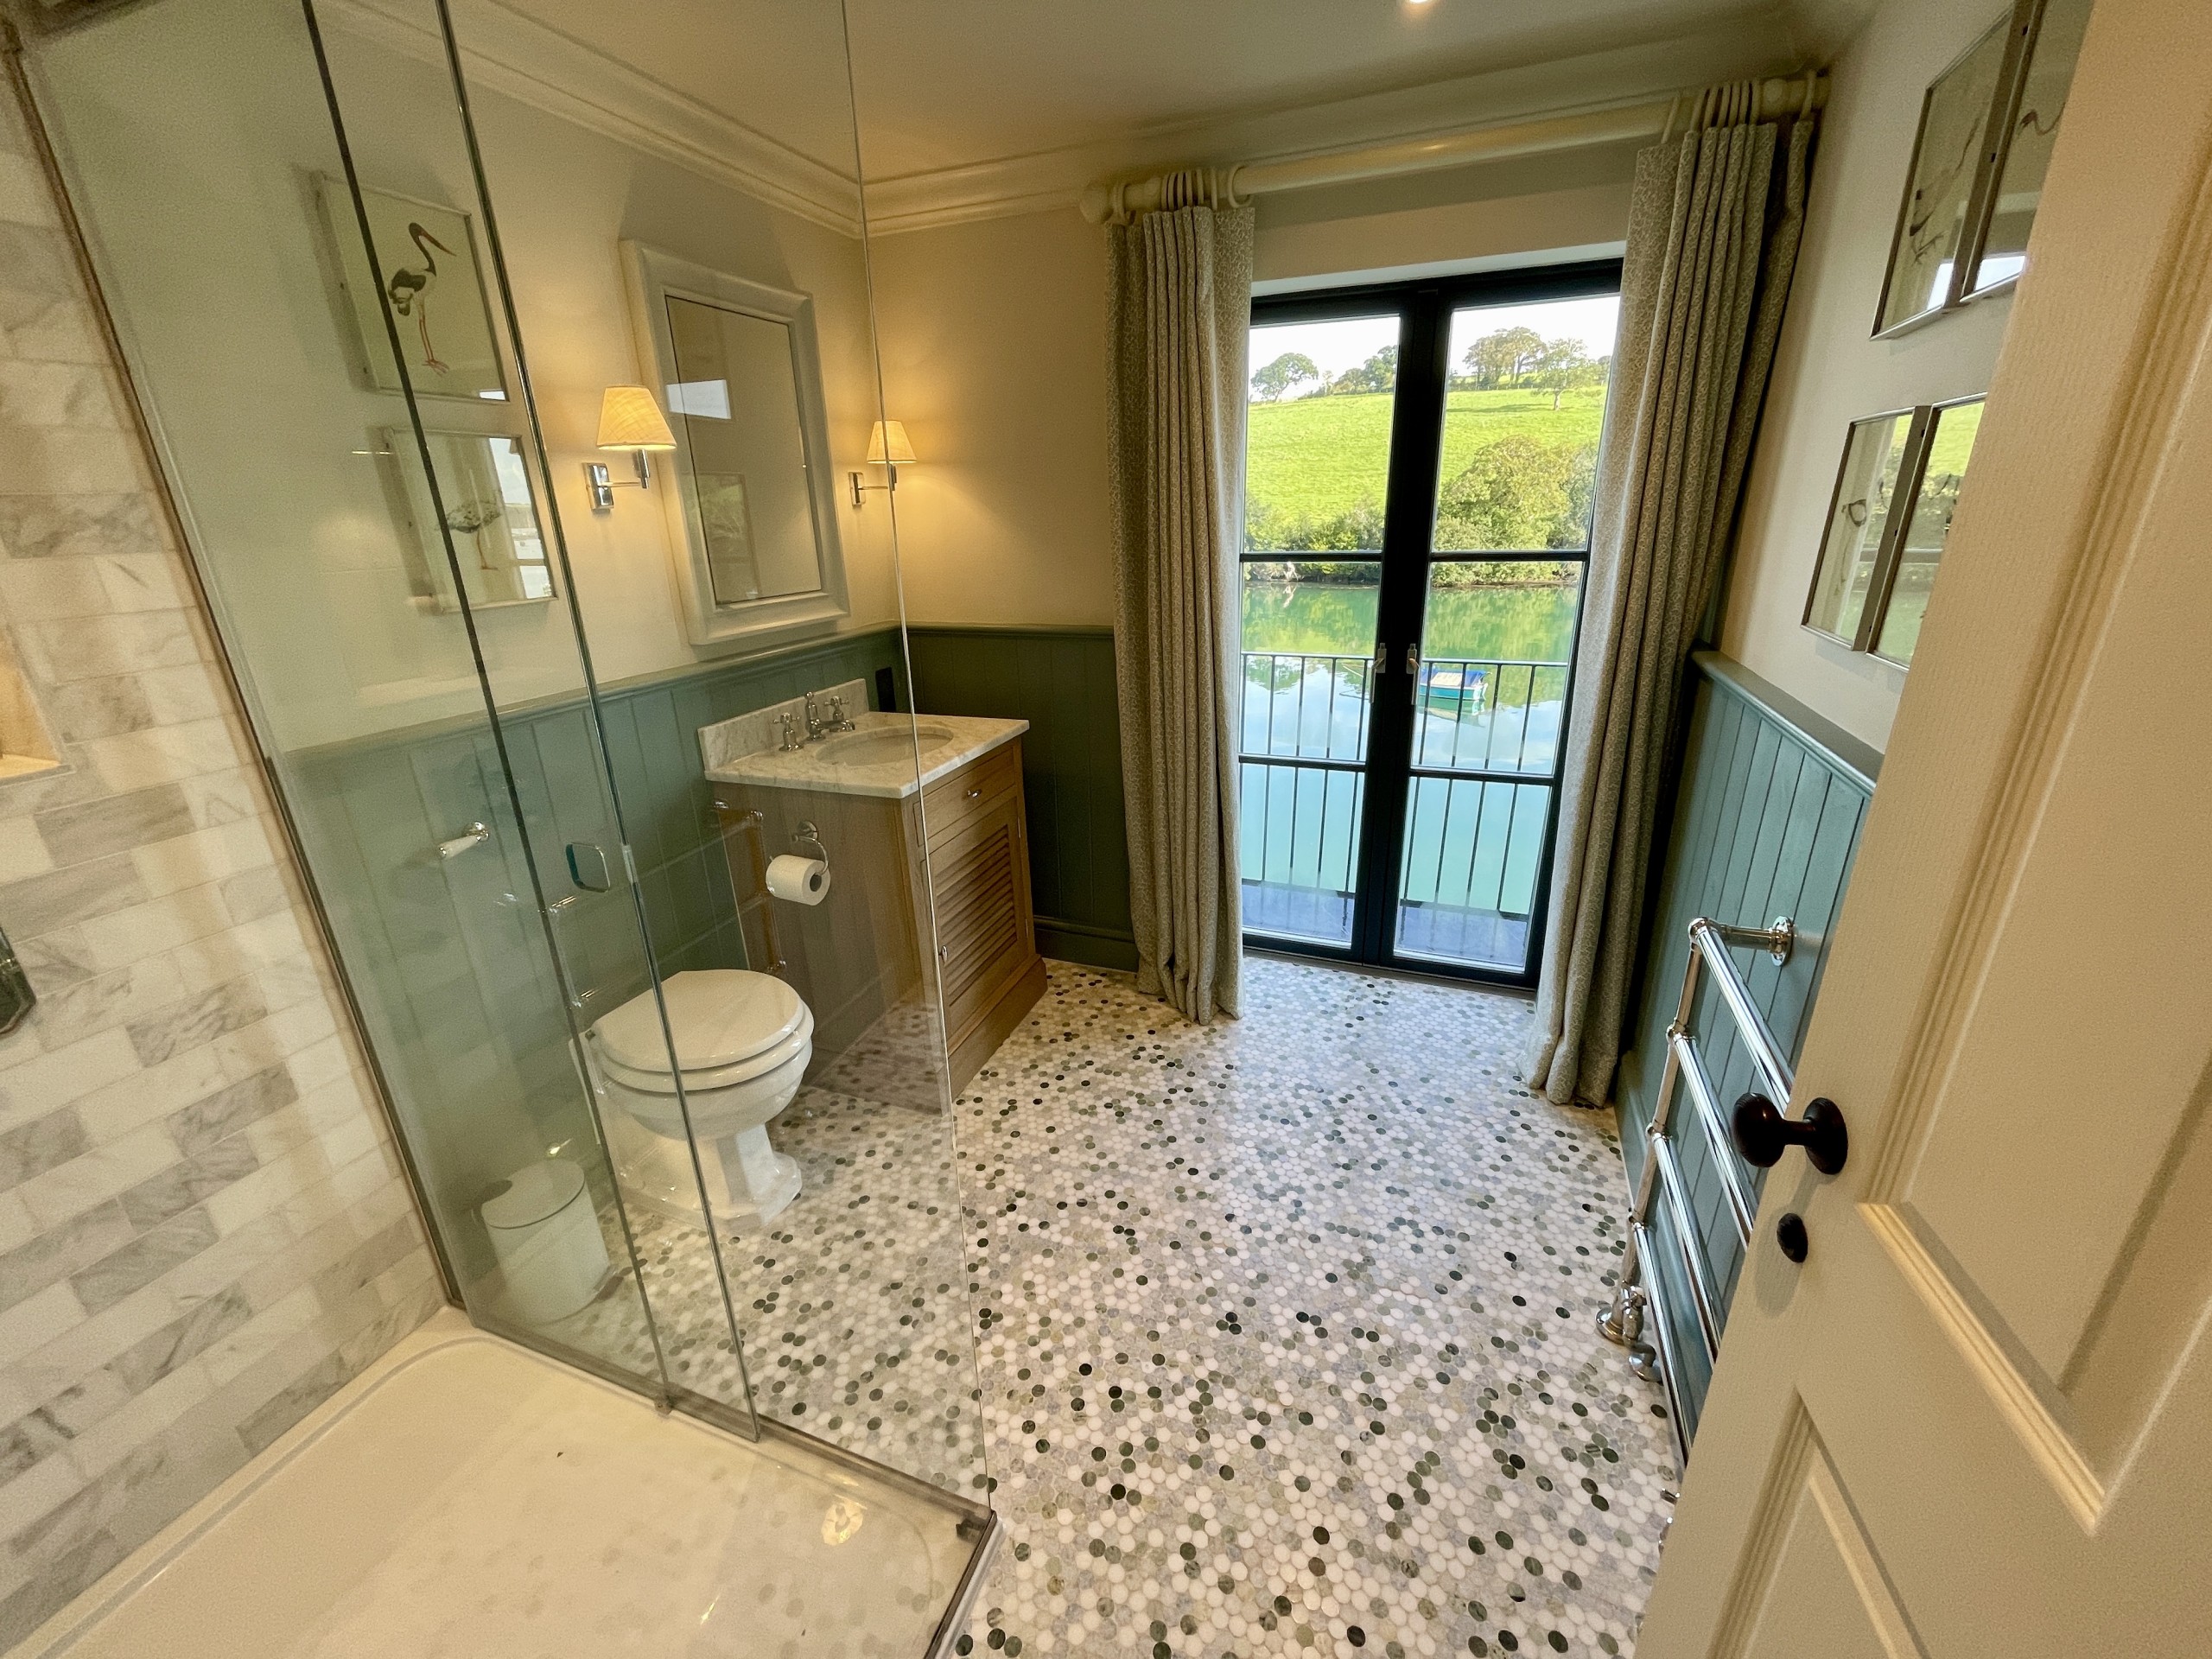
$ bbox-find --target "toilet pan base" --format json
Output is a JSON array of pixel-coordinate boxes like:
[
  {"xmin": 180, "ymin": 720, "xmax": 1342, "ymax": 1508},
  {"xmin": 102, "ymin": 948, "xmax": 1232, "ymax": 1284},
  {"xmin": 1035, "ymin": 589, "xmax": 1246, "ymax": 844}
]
[{"xmin": 605, "ymin": 1114, "xmax": 801, "ymax": 1234}]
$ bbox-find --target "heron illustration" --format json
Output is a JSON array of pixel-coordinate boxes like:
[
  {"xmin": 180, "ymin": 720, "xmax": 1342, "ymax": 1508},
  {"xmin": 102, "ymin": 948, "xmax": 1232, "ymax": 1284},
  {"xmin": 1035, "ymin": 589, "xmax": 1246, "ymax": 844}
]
[{"xmin": 385, "ymin": 222, "xmax": 457, "ymax": 375}]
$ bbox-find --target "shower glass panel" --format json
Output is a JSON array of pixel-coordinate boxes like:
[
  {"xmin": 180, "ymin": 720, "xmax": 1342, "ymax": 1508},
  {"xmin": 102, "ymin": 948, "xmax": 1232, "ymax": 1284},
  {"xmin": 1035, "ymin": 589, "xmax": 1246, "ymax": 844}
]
[
  {"xmin": 27, "ymin": 0, "xmax": 744, "ymax": 1421},
  {"xmin": 26, "ymin": 0, "xmax": 988, "ymax": 1505}
]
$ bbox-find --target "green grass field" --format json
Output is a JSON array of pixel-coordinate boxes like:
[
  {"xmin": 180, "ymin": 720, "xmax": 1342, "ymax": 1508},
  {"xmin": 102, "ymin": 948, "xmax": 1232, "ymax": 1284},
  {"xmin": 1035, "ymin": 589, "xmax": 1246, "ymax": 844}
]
[{"xmin": 1246, "ymin": 385, "xmax": 1611, "ymax": 521}]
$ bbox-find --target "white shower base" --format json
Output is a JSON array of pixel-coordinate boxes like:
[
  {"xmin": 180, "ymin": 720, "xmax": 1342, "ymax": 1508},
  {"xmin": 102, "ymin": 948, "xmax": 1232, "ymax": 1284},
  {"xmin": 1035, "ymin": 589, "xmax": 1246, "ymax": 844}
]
[{"xmin": 19, "ymin": 1311, "xmax": 984, "ymax": 1658}]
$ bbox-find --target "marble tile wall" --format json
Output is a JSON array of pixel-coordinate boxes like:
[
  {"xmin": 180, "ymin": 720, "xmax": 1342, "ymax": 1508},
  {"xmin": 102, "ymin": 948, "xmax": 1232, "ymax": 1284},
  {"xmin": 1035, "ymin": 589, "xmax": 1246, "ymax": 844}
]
[{"xmin": 0, "ymin": 77, "xmax": 442, "ymax": 1646}]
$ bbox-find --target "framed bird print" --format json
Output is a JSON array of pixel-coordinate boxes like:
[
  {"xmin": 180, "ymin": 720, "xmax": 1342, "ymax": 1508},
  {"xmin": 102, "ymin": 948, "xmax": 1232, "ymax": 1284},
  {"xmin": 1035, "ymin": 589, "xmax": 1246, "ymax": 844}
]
[{"xmin": 317, "ymin": 177, "xmax": 508, "ymax": 403}]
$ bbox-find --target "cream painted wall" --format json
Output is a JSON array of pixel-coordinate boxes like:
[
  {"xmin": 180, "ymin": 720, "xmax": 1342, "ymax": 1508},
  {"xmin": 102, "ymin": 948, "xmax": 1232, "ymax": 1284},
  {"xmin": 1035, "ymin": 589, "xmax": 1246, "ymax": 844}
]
[
  {"xmin": 38, "ymin": 0, "xmax": 894, "ymax": 752},
  {"xmin": 871, "ymin": 165, "xmax": 1638, "ymax": 628},
  {"xmin": 1716, "ymin": 0, "xmax": 2018, "ymax": 751}
]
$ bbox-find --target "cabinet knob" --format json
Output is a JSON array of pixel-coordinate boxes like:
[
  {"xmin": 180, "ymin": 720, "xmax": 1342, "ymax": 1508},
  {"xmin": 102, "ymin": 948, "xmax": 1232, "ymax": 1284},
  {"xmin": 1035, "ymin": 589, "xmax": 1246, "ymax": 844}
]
[{"xmin": 964, "ymin": 785, "xmax": 982, "ymax": 800}]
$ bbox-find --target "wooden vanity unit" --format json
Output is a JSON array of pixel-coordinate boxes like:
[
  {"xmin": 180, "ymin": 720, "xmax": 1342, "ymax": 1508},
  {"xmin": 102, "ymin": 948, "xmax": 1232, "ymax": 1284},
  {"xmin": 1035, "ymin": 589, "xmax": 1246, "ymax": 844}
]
[
  {"xmin": 911, "ymin": 736, "xmax": 1046, "ymax": 1094},
  {"xmin": 702, "ymin": 708, "xmax": 1044, "ymax": 1103}
]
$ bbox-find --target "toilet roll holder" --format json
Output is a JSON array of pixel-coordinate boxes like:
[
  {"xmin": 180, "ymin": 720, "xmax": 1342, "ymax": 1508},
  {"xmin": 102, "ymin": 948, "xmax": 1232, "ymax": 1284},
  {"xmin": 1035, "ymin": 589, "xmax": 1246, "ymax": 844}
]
[{"xmin": 710, "ymin": 804, "xmax": 830, "ymax": 978}]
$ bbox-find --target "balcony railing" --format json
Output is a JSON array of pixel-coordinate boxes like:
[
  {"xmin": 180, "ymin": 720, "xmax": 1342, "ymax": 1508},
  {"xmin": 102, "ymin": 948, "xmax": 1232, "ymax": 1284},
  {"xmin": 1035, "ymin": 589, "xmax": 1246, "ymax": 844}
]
[{"xmin": 1238, "ymin": 651, "xmax": 1569, "ymax": 965}]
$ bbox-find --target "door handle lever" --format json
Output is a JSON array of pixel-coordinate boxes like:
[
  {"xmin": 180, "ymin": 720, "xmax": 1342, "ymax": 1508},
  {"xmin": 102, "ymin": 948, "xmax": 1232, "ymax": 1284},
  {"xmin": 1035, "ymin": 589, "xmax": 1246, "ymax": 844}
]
[{"xmin": 1732, "ymin": 1092, "xmax": 1849, "ymax": 1175}]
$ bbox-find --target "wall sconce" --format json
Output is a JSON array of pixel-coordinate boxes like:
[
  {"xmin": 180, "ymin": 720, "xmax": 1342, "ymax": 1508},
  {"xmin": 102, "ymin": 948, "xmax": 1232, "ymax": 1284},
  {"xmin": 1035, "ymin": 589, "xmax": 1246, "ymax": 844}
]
[
  {"xmin": 586, "ymin": 384, "xmax": 677, "ymax": 511},
  {"xmin": 849, "ymin": 420, "xmax": 917, "ymax": 508}
]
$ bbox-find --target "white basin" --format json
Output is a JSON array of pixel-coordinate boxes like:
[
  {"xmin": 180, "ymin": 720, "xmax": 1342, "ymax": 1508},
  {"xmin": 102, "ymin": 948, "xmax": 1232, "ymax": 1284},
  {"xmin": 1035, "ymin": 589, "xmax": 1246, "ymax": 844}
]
[{"xmin": 817, "ymin": 722, "xmax": 957, "ymax": 766}]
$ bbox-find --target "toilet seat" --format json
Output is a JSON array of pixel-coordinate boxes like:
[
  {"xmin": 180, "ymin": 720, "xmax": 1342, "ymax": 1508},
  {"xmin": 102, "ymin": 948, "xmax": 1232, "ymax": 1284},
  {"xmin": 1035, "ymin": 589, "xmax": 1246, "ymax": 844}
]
[
  {"xmin": 591, "ymin": 1016, "xmax": 813, "ymax": 1096},
  {"xmin": 589, "ymin": 969, "xmax": 810, "ymax": 1090}
]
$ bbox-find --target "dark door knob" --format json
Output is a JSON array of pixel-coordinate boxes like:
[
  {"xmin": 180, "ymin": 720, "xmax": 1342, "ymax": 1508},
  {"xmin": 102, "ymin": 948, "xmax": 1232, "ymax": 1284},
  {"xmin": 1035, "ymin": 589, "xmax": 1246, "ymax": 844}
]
[{"xmin": 1732, "ymin": 1092, "xmax": 1848, "ymax": 1175}]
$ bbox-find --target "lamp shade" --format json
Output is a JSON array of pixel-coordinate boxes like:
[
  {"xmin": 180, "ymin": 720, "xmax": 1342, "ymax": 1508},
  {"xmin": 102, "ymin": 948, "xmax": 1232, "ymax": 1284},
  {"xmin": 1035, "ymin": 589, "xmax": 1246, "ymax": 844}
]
[
  {"xmin": 865, "ymin": 420, "xmax": 917, "ymax": 466},
  {"xmin": 597, "ymin": 385, "xmax": 677, "ymax": 451}
]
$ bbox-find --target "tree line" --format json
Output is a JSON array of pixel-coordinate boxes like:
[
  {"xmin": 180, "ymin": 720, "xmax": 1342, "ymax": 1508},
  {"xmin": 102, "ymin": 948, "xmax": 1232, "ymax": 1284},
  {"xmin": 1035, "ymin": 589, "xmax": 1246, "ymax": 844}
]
[{"xmin": 1250, "ymin": 327, "xmax": 1611, "ymax": 411}]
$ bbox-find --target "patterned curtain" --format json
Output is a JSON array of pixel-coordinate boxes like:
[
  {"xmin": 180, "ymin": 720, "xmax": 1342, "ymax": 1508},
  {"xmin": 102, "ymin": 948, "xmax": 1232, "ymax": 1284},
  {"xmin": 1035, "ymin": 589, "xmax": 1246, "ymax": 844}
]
[
  {"xmin": 1524, "ymin": 84, "xmax": 1817, "ymax": 1104},
  {"xmin": 1105, "ymin": 181, "xmax": 1253, "ymax": 1023}
]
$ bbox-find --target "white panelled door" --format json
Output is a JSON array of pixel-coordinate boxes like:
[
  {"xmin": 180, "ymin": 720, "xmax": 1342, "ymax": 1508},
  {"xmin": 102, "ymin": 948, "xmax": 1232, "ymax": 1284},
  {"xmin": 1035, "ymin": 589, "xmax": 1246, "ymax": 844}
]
[{"xmin": 1638, "ymin": 3, "xmax": 2212, "ymax": 1654}]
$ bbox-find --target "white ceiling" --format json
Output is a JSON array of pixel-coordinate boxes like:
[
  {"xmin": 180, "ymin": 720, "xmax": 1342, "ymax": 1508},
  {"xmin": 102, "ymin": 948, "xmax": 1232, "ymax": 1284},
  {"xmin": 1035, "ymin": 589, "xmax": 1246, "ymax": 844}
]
[{"xmin": 491, "ymin": 0, "xmax": 1819, "ymax": 180}]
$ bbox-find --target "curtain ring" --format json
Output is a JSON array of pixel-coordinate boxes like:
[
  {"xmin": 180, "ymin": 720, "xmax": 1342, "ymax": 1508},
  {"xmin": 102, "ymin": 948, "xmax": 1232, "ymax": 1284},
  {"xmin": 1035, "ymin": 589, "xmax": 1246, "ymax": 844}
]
[
  {"xmin": 1659, "ymin": 90, "xmax": 1685, "ymax": 149},
  {"xmin": 1799, "ymin": 72, "xmax": 1819, "ymax": 121}
]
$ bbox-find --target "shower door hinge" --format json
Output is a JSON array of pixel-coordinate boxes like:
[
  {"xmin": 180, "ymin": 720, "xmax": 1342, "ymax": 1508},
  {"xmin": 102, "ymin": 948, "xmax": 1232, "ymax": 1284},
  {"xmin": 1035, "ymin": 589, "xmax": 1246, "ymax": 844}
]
[{"xmin": 621, "ymin": 842, "xmax": 639, "ymax": 885}]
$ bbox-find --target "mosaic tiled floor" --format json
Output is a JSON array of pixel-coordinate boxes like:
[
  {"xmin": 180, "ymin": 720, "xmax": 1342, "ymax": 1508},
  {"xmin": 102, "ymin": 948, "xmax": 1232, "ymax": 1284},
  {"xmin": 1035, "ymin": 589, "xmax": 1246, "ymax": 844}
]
[
  {"xmin": 950, "ymin": 959, "xmax": 1674, "ymax": 1658},
  {"xmin": 550, "ymin": 1083, "xmax": 987, "ymax": 1492}
]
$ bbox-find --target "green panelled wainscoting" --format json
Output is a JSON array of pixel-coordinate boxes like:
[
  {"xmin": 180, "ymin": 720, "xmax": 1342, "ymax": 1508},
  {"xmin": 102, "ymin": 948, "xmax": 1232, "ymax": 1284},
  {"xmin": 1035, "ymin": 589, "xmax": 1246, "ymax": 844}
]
[
  {"xmin": 906, "ymin": 626, "xmax": 1137, "ymax": 971},
  {"xmin": 1610, "ymin": 650, "xmax": 1881, "ymax": 1443},
  {"xmin": 285, "ymin": 627, "xmax": 909, "ymax": 1281}
]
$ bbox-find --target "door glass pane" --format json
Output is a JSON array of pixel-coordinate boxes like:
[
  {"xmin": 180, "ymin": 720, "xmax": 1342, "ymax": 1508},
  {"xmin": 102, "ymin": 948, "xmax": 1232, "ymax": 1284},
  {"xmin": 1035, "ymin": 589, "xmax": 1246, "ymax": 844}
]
[
  {"xmin": 1241, "ymin": 313, "xmax": 1399, "ymax": 945},
  {"xmin": 1433, "ymin": 295, "xmax": 1618, "ymax": 552},
  {"xmin": 1400, "ymin": 292, "xmax": 1618, "ymax": 973}
]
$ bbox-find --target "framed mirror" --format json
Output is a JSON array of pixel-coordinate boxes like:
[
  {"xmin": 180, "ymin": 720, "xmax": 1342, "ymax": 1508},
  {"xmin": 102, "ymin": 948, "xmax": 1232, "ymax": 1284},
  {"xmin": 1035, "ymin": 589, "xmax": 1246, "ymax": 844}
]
[
  {"xmin": 1802, "ymin": 397, "xmax": 1985, "ymax": 666},
  {"xmin": 620, "ymin": 242, "xmax": 848, "ymax": 649},
  {"xmin": 1803, "ymin": 409, "xmax": 1919, "ymax": 648},
  {"xmin": 1872, "ymin": 396, "xmax": 1985, "ymax": 664}
]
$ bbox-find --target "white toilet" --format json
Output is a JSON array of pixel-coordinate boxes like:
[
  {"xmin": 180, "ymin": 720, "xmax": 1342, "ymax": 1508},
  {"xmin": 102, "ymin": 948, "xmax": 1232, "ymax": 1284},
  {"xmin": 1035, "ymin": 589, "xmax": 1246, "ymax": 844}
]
[{"xmin": 584, "ymin": 969, "xmax": 812, "ymax": 1233}]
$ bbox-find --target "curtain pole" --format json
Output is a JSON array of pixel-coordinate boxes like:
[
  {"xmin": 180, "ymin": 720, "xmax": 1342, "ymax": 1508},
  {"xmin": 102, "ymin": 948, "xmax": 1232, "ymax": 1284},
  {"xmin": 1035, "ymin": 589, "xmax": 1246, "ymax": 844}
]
[{"xmin": 1080, "ymin": 73, "xmax": 1825, "ymax": 226}]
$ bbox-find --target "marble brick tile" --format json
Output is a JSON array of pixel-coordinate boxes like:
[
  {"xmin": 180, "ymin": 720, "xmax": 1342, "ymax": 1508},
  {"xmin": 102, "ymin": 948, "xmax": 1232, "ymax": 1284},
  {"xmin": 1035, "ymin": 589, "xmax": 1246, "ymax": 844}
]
[
  {"xmin": 7, "ymin": 933, "xmax": 95, "ymax": 996},
  {"xmin": 0, "ymin": 427, "xmax": 145, "ymax": 499},
  {"xmin": 128, "ymin": 817, "xmax": 272, "ymax": 902},
  {"xmin": 0, "ymin": 153, "xmax": 57, "ymax": 233},
  {"xmin": 0, "ymin": 553, "xmax": 106, "ymax": 620},
  {"xmin": 22, "ymin": 958, "xmax": 188, "ymax": 1054},
  {"xmin": 0, "ymin": 363, "xmax": 113, "ymax": 430},
  {"xmin": 124, "ymin": 976, "xmax": 267, "ymax": 1067},
  {"xmin": 69, "ymin": 1208, "xmax": 221, "ymax": 1318},
  {"xmin": 15, "ymin": 1121, "xmax": 178, "ymax": 1231},
  {"xmin": 16, "ymin": 611, "xmax": 198, "ymax": 688},
  {"xmin": 76, "ymin": 880, "xmax": 235, "ymax": 969},
  {"xmin": 92, "ymin": 554, "xmax": 186, "ymax": 614},
  {"xmin": 70, "ymin": 1041, "xmax": 228, "ymax": 1146},
  {"xmin": 80, "ymin": 715, "xmax": 238, "ymax": 794},
  {"xmin": 0, "ymin": 289, "xmax": 104, "ymax": 366},
  {"xmin": 0, "ymin": 851, "xmax": 148, "ymax": 940},
  {"xmin": 36, "ymin": 673, "xmax": 155, "ymax": 742},
  {"xmin": 0, "ymin": 1200, "xmax": 125, "ymax": 1316},
  {"xmin": 0, "ymin": 1029, "xmax": 139, "ymax": 1131},
  {"xmin": 0, "ymin": 226, "xmax": 74, "ymax": 302},
  {"xmin": 0, "ymin": 815, "xmax": 51, "ymax": 881},
  {"xmin": 0, "ymin": 1108, "xmax": 88, "ymax": 1195},
  {"xmin": 107, "ymin": 1288, "xmax": 250, "ymax": 1395},
  {"xmin": 0, "ymin": 493, "xmax": 159, "ymax": 563},
  {"xmin": 219, "ymin": 862, "xmax": 289, "ymax": 926},
  {"xmin": 0, "ymin": 1282, "xmax": 83, "ymax": 1372},
  {"xmin": 162, "ymin": 1067, "xmax": 296, "ymax": 1160},
  {"xmin": 117, "ymin": 1140, "xmax": 258, "ymax": 1234},
  {"xmin": 32, "ymin": 780, "xmax": 192, "ymax": 864}
]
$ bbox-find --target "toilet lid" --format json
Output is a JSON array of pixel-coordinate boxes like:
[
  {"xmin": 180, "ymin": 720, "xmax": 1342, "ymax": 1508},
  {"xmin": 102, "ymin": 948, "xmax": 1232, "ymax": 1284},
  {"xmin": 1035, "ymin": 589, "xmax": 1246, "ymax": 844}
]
[
  {"xmin": 591, "ymin": 1015, "xmax": 812, "ymax": 1096},
  {"xmin": 592, "ymin": 969, "xmax": 808, "ymax": 1075}
]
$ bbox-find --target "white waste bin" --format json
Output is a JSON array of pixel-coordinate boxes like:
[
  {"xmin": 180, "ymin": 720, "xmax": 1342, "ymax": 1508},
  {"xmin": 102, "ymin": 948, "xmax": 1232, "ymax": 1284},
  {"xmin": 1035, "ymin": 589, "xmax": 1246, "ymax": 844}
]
[{"xmin": 481, "ymin": 1159, "xmax": 608, "ymax": 1325}]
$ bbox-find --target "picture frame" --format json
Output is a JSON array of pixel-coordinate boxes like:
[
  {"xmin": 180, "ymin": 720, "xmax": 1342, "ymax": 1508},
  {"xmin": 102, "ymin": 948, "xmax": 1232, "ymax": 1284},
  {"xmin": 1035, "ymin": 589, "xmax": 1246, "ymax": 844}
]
[
  {"xmin": 1802, "ymin": 397, "xmax": 1986, "ymax": 666},
  {"xmin": 318, "ymin": 175, "xmax": 510, "ymax": 404},
  {"xmin": 1872, "ymin": 0, "xmax": 2096, "ymax": 336},
  {"xmin": 1872, "ymin": 14, "xmax": 2014, "ymax": 337},
  {"xmin": 384, "ymin": 427, "xmax": 556, "ymax": 613},
  {"xmin": 1957, "ymin": 0, "xmax": 2096, "ymax": 301}
]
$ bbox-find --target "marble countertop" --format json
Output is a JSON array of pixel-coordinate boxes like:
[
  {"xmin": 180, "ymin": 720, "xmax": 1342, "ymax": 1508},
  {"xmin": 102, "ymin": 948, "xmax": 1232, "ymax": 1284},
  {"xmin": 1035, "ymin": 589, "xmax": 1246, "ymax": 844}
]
[{"xmin": 702, "ymin": 710, "xmax": 1027, "ymax": 800}]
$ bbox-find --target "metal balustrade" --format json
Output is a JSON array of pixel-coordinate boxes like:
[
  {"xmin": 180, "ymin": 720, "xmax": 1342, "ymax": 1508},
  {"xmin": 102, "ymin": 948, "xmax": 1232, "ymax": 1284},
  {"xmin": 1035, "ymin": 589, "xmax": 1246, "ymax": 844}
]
[{"xmin": 1237, "ymin": 651, "xmax": 1568, "ymax": 962}]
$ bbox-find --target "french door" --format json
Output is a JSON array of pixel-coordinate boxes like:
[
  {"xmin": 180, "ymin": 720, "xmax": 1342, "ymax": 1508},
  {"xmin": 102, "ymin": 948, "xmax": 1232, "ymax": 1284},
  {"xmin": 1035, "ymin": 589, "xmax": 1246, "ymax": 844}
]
[{"xmin": 1239, "ymin": 261, "xmax": 1621, "ymax": 985}]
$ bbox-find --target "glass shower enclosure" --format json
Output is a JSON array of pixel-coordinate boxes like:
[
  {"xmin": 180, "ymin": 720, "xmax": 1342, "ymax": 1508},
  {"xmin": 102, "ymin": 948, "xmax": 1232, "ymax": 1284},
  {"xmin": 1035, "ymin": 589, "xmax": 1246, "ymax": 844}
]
[{"xmin": 22, "ymin": 0, "xmax": 986, "ymax": 1514}]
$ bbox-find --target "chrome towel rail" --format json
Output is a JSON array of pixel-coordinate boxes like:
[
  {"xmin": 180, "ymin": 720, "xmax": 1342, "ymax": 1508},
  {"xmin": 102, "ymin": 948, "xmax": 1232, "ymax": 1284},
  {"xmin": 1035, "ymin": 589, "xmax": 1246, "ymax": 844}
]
[{"xmin": 1599, "ymin": 913, "xmax": 1794, "ymax": 1471}]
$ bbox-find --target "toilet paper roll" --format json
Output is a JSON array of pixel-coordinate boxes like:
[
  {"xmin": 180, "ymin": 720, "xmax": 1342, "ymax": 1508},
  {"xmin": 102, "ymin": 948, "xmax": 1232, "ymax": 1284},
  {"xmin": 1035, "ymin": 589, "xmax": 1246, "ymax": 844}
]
[{"xmin": 766, "ymin": 854, "xmax": 831, "ymax": 905}]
